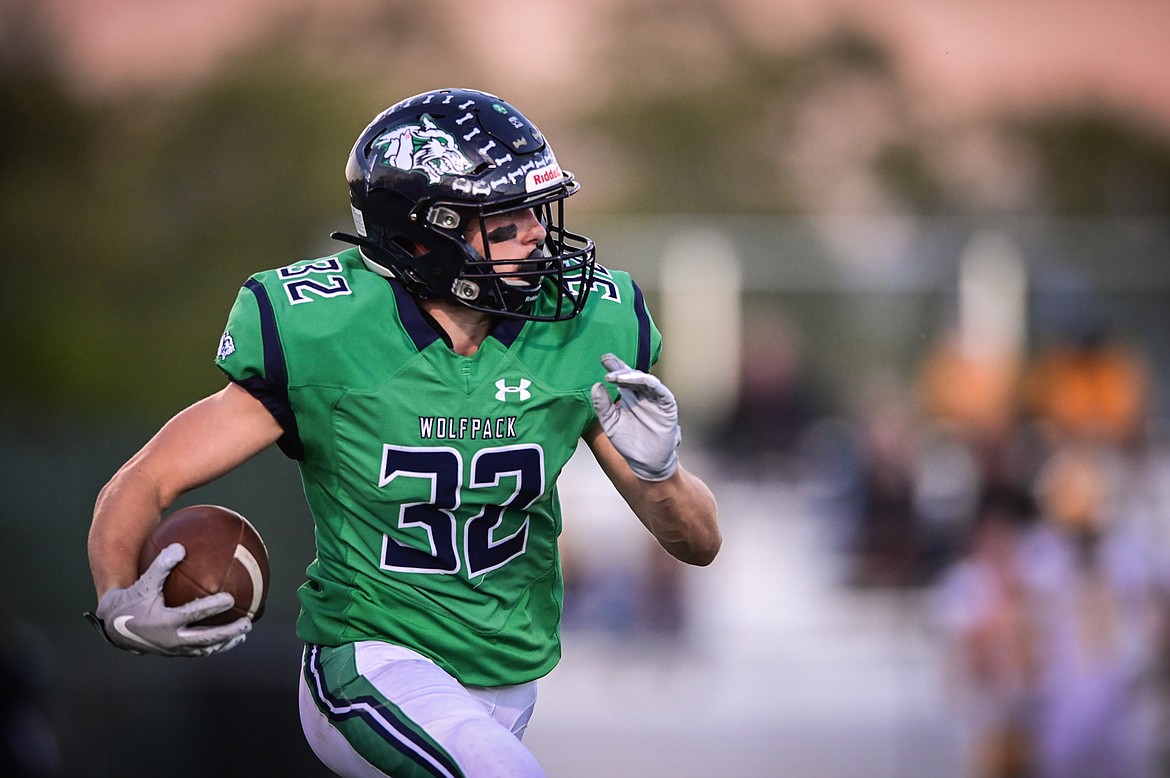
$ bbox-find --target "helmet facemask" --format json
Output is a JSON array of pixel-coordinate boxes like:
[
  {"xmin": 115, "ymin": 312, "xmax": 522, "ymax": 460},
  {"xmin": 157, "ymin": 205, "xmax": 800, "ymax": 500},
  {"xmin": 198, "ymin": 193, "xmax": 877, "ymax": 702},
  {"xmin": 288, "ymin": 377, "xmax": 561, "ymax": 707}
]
[{"xmin": 447, "ymin": 192, "xmax": 596, "ymax": 321}]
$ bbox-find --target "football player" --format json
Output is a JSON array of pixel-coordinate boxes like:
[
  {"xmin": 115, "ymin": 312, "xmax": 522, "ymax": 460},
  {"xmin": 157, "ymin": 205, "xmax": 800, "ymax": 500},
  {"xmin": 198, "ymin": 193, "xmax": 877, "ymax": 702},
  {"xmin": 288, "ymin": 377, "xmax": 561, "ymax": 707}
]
[{"xmin": 86, "ymin": 88, "xmax": 721, "ymax": 777}]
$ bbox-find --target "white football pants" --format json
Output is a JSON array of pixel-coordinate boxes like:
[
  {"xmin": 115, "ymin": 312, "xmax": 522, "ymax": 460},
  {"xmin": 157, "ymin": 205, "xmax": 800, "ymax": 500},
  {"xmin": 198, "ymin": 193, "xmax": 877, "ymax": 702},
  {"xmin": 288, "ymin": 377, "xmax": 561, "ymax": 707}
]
[{"xmin": 298, "ymin": 641, "xmax": 545, "ymax": 778}]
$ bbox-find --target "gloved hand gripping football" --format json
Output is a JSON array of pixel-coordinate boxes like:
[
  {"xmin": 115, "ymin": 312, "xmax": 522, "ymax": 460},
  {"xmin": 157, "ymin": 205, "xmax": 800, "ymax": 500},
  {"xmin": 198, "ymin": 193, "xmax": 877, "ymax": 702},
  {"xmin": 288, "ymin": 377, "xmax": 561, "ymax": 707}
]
[
  {"xmin": 84, "ymin": 542, "xmax": 251, "ymax": 657},
  {"xmin": 590, "ymin": 353, "xmax": 681, "ymax": 482}
]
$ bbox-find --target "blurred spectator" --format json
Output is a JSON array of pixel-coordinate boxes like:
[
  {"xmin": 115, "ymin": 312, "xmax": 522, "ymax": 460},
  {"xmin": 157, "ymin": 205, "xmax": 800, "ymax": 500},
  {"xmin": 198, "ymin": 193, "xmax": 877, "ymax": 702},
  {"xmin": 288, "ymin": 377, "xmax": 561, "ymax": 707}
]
[
  {"xmin": 919, "ymin": 329, "xmax": 1023, "ymax": 454},
  {"xmin": 851, "ymin": 379, "xmax": 920, "ymax": 587},
  {"xmin": 912, "ymin": 427, "xmax": 986, "ymax": 584},
  {"xmin": 935, "ymin": 445, "xmax": 1169, "ymax": 778},
  {"xmin": 711, "ymin": 310, "xmax": 825, "ymax": 480},
  {"xmin": 934, "ymin": 506, "xmax": 1036, "ymax": 778},
  {"xmin": 1024, "ymin": 446, "xmax": 1166, "ymax": 778},
  {"xmin": 1025, "ymin": 322, "xmax": 1151, "ymax": 450},
  {"xmin": 638, "ymin": 544, "xmax": 689, "ymax": 638},
  {"xmin": 914, "ymin": 328, "xmax": 1032, "ymax": 581},
  {"xmin": 558, "ymin": 444, "xmax": 693, "ymax": 642}
]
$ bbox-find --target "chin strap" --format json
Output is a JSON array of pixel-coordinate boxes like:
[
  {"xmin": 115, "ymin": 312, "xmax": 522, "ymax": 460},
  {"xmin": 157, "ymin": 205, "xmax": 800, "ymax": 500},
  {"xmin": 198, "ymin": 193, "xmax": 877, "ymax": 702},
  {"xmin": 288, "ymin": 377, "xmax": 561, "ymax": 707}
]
[
  {"xmin": 330, "ymin": 230, "xmax": 389, "ymax": 261},
  {"xmin": 330, "ymin": 231, "xmax": 435, "ymax": 299}
]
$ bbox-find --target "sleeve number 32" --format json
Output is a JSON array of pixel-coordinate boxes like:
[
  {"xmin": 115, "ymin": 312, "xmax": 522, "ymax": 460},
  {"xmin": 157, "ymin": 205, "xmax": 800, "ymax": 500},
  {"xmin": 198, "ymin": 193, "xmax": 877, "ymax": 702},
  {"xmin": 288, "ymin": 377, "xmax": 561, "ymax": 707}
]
[{"xmin": 377, "ymin": 444, "xmax": 544, "ymax": 578}]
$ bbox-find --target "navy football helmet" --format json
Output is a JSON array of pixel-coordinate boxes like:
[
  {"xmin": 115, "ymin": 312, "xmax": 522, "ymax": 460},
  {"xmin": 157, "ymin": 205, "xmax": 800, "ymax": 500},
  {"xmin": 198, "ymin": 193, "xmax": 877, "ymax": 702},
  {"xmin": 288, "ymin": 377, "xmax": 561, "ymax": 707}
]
[{"xmin": 333, "ymin": 88, "xmax": 596, "ymax": 321}]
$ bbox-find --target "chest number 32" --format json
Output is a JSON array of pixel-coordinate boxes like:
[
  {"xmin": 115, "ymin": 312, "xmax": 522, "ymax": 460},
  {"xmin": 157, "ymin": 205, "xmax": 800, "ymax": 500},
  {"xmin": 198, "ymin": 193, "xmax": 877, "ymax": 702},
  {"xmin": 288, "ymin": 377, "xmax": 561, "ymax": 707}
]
[{"xmin": 377, "ymin": 444, "xmax": 544, "ymax": 578}]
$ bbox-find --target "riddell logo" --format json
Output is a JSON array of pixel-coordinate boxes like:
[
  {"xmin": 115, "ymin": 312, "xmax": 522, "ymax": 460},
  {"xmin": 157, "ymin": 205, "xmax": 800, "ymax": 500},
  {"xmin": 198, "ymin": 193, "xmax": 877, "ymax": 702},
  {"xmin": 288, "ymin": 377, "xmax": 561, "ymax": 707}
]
[{"xmin": 526, "ymin": 165, "xmax": 562, "ymax": 191}]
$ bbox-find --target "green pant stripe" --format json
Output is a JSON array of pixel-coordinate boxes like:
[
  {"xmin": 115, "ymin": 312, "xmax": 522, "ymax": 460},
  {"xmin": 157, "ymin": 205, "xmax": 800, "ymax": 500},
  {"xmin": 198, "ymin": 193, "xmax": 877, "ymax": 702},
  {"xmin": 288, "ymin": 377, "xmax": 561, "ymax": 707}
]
[{"xmin": 303, "ymin": 644, "xmax": 465, "ymax": 778}]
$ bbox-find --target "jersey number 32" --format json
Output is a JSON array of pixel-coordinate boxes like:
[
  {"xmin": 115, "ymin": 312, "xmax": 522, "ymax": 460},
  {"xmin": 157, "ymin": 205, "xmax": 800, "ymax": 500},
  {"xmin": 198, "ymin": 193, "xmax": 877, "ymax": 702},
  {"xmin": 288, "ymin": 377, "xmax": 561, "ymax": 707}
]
[{"xmin": 377, "ymin": 444, "xmax": 544, "ymax": 579}]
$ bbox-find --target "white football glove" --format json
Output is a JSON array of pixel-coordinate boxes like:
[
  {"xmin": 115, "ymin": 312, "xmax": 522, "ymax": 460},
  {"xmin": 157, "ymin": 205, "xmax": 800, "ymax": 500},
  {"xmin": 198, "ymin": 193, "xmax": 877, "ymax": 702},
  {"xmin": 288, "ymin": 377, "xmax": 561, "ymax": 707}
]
[
  {"xmin": 590, "ymin": 353, "xmax": 681, "ymax": 482},
  {"xmin": 85, "ymin": 542, "xmax": 251, "ymax": 658}
]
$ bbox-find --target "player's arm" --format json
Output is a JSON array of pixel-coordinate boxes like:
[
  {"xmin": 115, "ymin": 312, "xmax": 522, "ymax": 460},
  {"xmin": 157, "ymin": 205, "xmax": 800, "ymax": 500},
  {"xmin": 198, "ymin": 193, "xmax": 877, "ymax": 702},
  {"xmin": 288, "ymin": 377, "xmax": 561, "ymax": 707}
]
[
  {"xmin": 88, "ymin": 382, "xmax": 283, "ymax": 598},
  {"xmin": 587, "ymin": 354, "xmax": 721, "ymax": 566},
  {"xmin": 86, "ymin": 382, "xmax": 283, "ymax": 657},
  {"xmin": 585, "ymin": 426, "xmax": 720, "ymax": 565}
]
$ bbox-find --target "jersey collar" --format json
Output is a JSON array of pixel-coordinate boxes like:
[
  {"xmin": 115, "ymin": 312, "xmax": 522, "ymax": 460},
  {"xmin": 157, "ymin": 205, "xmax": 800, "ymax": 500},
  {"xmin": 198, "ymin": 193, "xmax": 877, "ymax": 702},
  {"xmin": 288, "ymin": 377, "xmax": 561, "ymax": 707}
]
[{"xmin": 388, "ymin": 278, "xmax": 526, "ymax": 352}]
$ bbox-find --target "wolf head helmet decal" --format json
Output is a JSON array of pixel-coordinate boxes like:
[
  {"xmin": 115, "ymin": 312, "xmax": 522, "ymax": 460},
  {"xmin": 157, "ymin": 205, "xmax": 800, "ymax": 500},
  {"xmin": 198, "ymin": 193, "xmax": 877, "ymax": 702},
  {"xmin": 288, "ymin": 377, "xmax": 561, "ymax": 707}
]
[{"xmin": 371, "ymin": 115, "xmax": 476, "ymax": 185}]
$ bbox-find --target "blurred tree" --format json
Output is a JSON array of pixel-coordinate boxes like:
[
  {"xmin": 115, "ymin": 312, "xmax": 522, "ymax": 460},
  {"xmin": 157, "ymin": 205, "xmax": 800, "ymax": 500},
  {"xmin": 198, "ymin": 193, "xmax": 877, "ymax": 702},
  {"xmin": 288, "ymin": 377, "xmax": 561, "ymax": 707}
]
[
  {"xmin": 1011, "ymin": 111, "xmax": 1170, "ymax": 216},
  {"xmin": 583, "ymin": 5, "xmax": 938, "ymax": 216},
  {"xmin": 2, "ymin": 0, "xmax": 1170, "ymax": 419},
  {"xmin": 1, "ymin": 27, "xmax": 371, "ymax": 420},
  {"xmin": 0, "ymin": 0, "xmax": 106, "ymax": 420},
  {"xmin": 873, "ymin": 142, "xmax": 946, "ymax": 214}
]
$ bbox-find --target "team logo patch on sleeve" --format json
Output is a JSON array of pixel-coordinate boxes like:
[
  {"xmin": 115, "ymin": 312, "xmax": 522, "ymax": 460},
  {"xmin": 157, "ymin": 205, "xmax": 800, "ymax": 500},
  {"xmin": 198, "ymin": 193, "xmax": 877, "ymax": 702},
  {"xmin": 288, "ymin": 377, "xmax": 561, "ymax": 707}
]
[{"xmin": 216, "ymin": 331, "xmax": 236, "ymax": 361}]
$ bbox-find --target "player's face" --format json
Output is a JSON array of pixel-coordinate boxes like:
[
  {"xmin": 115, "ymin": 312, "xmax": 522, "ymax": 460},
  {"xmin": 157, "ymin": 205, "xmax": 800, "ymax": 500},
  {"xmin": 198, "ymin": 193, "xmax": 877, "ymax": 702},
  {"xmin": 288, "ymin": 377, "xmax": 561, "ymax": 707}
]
[{"xmin": 466, "ymin": 208, "xmax": 547, "ymax": 275}]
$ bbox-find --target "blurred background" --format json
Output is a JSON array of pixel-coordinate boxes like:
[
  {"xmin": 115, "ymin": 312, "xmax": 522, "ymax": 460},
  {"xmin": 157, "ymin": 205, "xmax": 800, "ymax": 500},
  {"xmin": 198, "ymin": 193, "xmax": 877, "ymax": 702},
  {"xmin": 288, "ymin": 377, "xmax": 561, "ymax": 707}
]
[{"xmin": 3, "ymin": 0, "xmax": 1170, "ymax": 775}]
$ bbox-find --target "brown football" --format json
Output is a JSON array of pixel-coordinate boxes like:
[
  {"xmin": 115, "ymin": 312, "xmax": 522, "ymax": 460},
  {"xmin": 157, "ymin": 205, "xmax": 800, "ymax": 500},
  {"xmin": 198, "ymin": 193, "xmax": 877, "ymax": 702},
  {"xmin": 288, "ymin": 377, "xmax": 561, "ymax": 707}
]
[{"xmin": 137, "ymin": 504, "xmax": 270, "ymax": 626}]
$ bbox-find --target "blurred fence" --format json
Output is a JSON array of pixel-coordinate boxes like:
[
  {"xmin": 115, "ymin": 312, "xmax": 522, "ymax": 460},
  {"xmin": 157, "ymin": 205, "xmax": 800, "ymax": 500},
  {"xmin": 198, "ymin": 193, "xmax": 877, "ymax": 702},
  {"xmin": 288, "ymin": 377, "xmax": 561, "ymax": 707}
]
[{"xmin": 589, "ymin": 215, "xmax": 1170, "ymax": 434}]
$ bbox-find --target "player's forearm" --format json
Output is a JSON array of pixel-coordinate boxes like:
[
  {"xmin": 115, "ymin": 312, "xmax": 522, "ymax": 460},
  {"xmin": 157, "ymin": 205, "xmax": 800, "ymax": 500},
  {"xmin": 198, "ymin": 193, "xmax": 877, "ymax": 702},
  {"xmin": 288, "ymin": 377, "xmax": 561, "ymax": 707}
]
[
  {"xmin": 88, "ymin": 463, "xmax": 167, "ymax": 598},
  {"xmin": 629, "ymin": 466, "xmax": 721, "ymax": 566}
]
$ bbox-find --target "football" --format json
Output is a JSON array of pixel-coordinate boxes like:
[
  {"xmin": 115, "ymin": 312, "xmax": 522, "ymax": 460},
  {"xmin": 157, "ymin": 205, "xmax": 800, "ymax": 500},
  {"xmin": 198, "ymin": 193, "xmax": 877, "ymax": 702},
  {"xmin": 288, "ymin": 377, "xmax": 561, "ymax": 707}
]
[{"xmin": 138, "ymin": 504, "xmax": 270, "ymax": 626}]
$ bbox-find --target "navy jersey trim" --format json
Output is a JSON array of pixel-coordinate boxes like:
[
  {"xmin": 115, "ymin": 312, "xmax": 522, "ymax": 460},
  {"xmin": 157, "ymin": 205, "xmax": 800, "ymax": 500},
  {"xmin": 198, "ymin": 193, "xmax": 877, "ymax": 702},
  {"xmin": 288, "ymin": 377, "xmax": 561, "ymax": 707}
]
[
  {"xmin": 242, "ymin": 278, "xmax": 304, "ymax": 460},
  {"xmin": 490, "ymin": 316, "xmax": 525, "ymax": 348},
  {"xmin": 389, "ymin": 279, "xmax": 444, "ymax": 352},
  {"xmin": 387, "ymin": 277, "xmax": 526, "ymax": 350},
  {"xmin": 303, "ymin": 645, "xmax": 464, "ymax": 778},
  {"xmin": 632, "ymin": 281, "xmax": 652, "ymax": 372}
]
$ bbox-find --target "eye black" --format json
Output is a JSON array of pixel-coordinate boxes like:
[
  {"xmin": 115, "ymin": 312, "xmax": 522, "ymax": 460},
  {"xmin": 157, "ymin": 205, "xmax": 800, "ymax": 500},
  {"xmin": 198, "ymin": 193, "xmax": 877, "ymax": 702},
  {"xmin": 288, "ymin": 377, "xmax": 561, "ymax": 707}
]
[{"xmin": 485, "ymin": 224, "xmax": 518, "ymax": 244}]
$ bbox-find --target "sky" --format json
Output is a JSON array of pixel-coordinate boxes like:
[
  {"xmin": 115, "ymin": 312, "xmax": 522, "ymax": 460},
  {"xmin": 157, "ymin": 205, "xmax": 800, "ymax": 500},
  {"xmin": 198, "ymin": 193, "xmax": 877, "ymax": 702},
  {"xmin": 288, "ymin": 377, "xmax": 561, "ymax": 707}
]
[
  {"xmin": 32, "ymin": 0, "xmax": 1170, "ymax": 133},
  {"xmin": 826, "ymin": 0, "xmax": 1170, "ymax": 130}
]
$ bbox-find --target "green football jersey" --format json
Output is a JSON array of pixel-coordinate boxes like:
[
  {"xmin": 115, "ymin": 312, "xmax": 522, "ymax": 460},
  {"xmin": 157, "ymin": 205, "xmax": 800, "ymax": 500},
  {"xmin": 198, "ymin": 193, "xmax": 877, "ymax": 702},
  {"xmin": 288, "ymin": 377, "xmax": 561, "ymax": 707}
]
[{"xmin": 214, "ymin": 247, "xmax": 661, "ymax": 686}]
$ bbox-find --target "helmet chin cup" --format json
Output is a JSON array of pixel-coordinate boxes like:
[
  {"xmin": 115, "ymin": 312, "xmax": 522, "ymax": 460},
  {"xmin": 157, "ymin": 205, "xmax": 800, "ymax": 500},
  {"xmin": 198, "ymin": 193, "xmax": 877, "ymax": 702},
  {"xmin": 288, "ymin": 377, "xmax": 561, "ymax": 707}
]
[{"xmin": 339, "ymin": 88, "xmax": 596, "ymax": 321}]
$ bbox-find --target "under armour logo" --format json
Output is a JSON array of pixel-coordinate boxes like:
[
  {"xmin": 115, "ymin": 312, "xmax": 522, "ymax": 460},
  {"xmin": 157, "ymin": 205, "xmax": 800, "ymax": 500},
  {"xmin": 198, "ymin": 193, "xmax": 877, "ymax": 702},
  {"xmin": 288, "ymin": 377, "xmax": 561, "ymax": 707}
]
[{"xmin": 495, "ymin": 378, "xmax": 532, "ymax": 402}]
